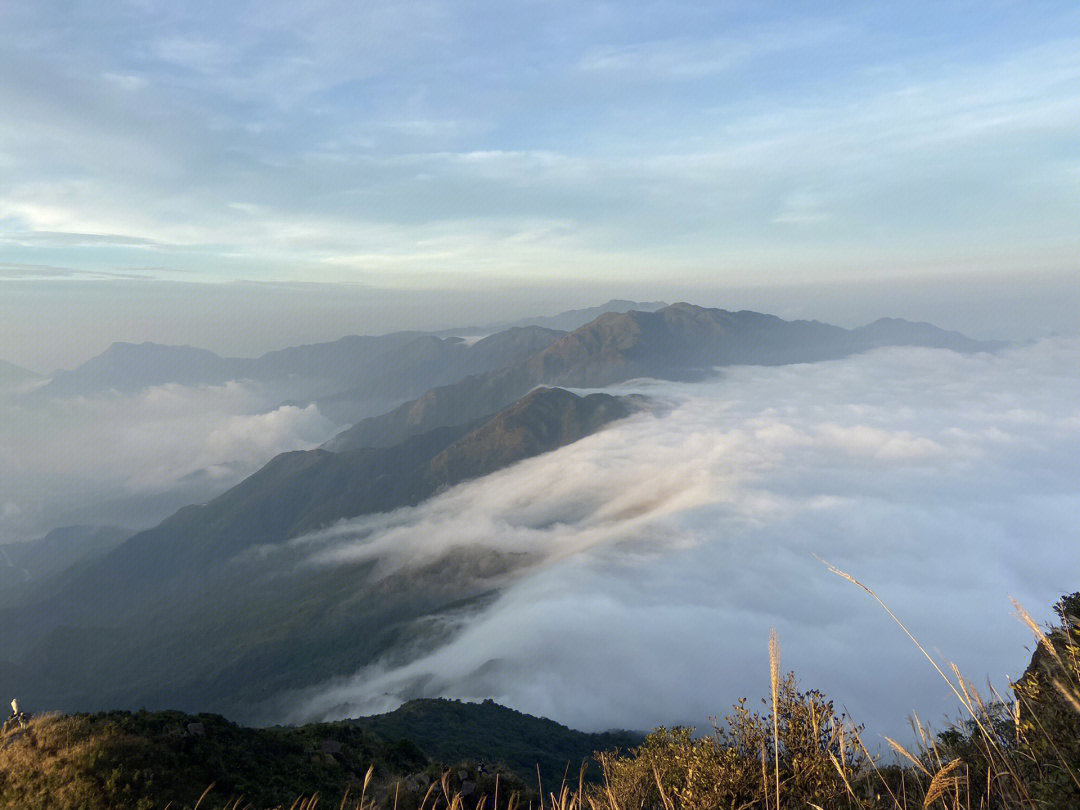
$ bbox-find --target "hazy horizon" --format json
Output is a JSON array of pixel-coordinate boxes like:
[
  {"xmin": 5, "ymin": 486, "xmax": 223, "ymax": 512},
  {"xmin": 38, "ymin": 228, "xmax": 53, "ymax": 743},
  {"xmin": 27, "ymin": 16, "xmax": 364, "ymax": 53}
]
[
  {"xmin": 3, "ymin": 1, "xmax": 1078, "ymax": 372},
  {"xmin": 3, "ymin": 269, "xmax": 1078, "ymax": 372}
]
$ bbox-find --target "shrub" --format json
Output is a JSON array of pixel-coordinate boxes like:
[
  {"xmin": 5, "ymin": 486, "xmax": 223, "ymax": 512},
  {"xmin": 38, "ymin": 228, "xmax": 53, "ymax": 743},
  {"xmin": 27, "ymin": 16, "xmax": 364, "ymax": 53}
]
[{"xmin": 594, "ymin": 672, "xmax": 865, "ymax": 810}]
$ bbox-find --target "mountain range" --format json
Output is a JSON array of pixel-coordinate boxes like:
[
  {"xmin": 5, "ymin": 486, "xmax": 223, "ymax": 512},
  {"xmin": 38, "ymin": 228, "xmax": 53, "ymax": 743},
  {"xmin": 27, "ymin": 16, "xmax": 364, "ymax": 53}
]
[
  {"xmin": 34, "ymin": 327, "xmax": 566, "ymax": 424},
  {"xmin": 328, "ymin": 303, "xmax": 998, "ymax": 451},
  {"xmin": 1, "ymin": 302, "xmax": 1002, "ymax": 722}
]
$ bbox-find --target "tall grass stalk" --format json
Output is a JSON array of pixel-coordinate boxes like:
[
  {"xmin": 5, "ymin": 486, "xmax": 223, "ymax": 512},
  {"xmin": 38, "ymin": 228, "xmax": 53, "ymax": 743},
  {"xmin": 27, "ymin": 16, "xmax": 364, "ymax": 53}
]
[{"xmin": 769, "ymin": 628, "xmax": 781, "ymax": 810}]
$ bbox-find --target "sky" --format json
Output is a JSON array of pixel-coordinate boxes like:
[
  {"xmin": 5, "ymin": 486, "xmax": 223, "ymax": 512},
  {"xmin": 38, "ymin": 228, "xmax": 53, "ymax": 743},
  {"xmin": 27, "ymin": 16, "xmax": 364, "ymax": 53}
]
[{"xmin": 1, "ymin": 1, "xmax": 1079, "ymax": 367}]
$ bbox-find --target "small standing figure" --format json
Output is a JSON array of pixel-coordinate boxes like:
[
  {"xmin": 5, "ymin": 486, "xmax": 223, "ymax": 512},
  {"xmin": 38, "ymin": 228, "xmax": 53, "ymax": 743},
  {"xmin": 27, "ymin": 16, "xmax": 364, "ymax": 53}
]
[{"xmin": 4, "ymin": 698, "xmax": 26, "ymax": 732}]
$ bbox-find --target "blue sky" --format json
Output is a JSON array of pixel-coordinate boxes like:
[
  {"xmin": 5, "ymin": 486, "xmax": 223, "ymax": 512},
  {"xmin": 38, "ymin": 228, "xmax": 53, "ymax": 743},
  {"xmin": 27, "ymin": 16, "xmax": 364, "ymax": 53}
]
[{"xmin": 1, "ymin": 1, "xmax": 1078, "ymax": 365}]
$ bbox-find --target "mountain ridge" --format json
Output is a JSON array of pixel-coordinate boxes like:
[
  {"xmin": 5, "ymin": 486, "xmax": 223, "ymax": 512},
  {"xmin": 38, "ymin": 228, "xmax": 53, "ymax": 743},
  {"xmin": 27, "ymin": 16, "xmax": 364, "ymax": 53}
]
[
  {"xmin": 0, "ymin": 387, "xmax": 647, "ymax": 717},
  {"xmin": 329, "ymin": 303, "xmax": 1000, "ymax": 452},
  {"xmin": 32, "ymin": 328, "xmax": 567, "ymax": 410}
]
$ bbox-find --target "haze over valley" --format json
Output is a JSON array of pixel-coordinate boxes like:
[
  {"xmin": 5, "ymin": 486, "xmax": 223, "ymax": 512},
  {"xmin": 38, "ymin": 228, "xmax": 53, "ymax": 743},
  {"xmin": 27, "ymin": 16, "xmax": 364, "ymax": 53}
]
[{"xmin": 1, "ymin": 300, "xmax": 1074, "ymax": 748}]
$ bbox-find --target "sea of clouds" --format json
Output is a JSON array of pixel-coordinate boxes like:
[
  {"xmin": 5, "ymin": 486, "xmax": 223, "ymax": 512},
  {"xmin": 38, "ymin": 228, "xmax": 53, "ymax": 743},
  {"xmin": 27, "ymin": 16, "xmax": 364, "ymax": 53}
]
[
  {"xmin": 2, "ymin": 336, "xmax": 1076, "ymax": 746},
  {"xmin": 285, "ymin": 338, "xmax": 1080, "ymax": 745},
  {"xmin": 0, "ymin": 379, "xmax": 339, "ymax": 542}
]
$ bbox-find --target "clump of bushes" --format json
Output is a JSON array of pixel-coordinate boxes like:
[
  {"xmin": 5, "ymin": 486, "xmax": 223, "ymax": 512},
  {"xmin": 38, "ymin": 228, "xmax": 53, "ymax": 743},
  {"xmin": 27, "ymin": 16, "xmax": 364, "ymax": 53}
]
[
  {"xmin": 593, "ymin": 674, "xmax": 866, "ymax": 810},
  {"xmin": 0, "ymin": 710, "xmax": 425, "ymax": 809},
  {"xmin": 588, "ymin": 591, "xmax": 1080, "ymax": 810}
]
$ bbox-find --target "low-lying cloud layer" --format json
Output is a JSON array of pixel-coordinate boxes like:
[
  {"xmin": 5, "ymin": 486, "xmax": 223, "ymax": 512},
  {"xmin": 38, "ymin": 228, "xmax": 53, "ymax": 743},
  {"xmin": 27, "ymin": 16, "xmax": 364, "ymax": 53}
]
[
  {"xmin": 0, "ymin": 380, "xmax": 338, "ymax": 541},
  {"xmin": 287, "ymin": 339, "xmax": 1080, "ymax": 744}
]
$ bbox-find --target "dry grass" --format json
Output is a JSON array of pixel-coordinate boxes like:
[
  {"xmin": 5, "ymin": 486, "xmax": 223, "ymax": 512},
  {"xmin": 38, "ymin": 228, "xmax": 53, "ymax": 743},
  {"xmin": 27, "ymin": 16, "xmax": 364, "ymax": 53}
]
[
  {"xmin": 3, "ymin": 584, "xmax": 1079, "ymax": 810},
  {"xmin": 542, "ymin": 578, "xmax": 1080, "ymax": 810}
]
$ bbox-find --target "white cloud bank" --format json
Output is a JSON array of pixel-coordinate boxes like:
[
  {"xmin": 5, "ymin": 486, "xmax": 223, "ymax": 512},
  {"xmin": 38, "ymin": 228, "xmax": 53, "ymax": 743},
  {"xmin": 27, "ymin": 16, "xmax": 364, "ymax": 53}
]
[
  {"xmin": 0, "ymin": 380, "xmax": 338, "ymax": 540},
  {"xmin": 286, "ymin": 339, "xmax": 1080, "ymax": 745}
]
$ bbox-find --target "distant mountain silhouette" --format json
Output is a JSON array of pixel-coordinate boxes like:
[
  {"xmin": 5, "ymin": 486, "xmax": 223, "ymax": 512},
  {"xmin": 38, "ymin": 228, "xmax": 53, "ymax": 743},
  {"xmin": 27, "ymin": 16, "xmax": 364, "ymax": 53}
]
[
  {"xmin": 38, "ymin": 342, "xmax": 243, "ymax": 396},
  {"xmin": 850, "ymin": 317, "xmax": 997, "ymax": 350},
  {"xmin": 313, "ymin": 326, "xmax": 566, "ymax": 423},
  {"xmin": 32, "ymin": 329, "xmax": 566, "ymax": 421},
  {"xmin": 29, "ymin": 301, "xmax": 671, "ymax": 402},
  {"xmin": 0, "ymin": 359, "xmax": 42, "ymax": 386},
  {"xmin": 0, "ymin": 525, "xmax": 128, "ymax": 607},
  {"xmin": 498, "ymin": 299, "xmax": 669, "ymax": 332},
  {"xmin": 437, "ymin": 299, "xmax": 669, "ymax": 336},
  {"xmin": 330, "ymin": 303, "xmax": 1000, "ymax": 451}
]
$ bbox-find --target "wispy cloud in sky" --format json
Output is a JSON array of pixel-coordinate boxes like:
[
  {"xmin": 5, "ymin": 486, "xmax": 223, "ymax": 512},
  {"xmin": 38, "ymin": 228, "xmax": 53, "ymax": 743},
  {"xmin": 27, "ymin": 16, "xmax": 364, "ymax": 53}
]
[{"xmin": 1, "ymin": 2, "xmax": 1077, "ymax": 290}]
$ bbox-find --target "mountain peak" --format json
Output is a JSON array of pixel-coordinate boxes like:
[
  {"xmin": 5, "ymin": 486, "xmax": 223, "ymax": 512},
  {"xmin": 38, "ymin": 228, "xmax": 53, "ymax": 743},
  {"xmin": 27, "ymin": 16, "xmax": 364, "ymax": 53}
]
[{"xmin": 427, "ymin": 387, "xmax": 647, "ymax": 487}]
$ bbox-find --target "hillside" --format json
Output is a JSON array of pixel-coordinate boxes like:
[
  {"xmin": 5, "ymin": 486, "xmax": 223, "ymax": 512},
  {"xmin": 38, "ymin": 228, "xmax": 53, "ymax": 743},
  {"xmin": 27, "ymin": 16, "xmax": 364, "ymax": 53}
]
[
  {"xmin": 2, "ymin": 593, "xmax": 1078, "ymax": 810},
  {"xmin": 0, "ymin": 388, "xmax": 646, "ymax": 717},
  {"xmin": 0, "ymin": 709, "xmax": 425, "ymax": 810},
  {"xmin": 343, "ymin": 698, "xmax": 644, "ymax": 785},
  {"xmin": 0, "ymin": 699, "xmax": 640, "ymax": 809},
  {"xmin": 427, "ymin": 388, "xmax": 646, "ymax": 487}
]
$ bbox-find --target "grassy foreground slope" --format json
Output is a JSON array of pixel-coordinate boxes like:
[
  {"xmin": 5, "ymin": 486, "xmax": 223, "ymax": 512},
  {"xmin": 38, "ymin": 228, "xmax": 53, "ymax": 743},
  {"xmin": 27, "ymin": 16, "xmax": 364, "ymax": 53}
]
[
  {"xmin": 0, "ymin": 699, "xmax": 642, "ymax": 810},
  {"xmin": 0, "ymin": 710, "xmax": 425, "ymax": 810},
  {"xmin": 2, "ymin": 593, "xmax": 1077, "ymax": 810}
]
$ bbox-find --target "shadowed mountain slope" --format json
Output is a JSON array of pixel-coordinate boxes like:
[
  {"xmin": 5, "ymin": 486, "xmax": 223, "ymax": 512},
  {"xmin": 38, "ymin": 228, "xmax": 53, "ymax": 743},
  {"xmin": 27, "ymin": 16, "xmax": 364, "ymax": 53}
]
[
  {"xmin": 0, "ymin": 388, "xmax": 646, "ymax": 717},
  {"xmin": 428, "ymin": 387, "xmax": 645, "ymax": 486},
  {"xmin": 2, "ymin": 386, "xmax": 648, "ymax": 704},
  {"xmin": 85, "ymin": 387, "xmax": 644, "ymax": 585},
  {"xmin": 0, "ymin": 525, "xmax": 128, "ymax": 607}
]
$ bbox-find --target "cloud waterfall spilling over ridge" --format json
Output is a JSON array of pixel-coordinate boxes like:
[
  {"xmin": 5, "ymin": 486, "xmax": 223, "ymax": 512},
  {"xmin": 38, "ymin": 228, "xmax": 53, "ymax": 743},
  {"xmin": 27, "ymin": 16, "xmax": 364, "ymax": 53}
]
[{"xmin": 287, "ymin": 339, "xmax": 1080, "ymax": 743}]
